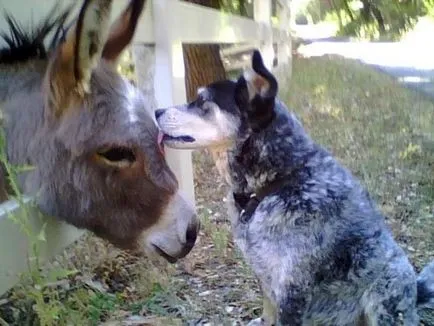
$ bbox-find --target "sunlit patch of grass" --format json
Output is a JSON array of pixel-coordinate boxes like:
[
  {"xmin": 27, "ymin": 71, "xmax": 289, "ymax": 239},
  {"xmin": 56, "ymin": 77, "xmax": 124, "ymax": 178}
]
[{"xmin": 282, "ymin": 56, "xmax": 434, "ymax": 264}]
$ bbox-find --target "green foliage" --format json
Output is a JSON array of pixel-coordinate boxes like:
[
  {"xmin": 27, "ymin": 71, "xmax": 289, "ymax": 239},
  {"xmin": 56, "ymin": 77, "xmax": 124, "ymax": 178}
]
[
  {"xmin": 399, "ymin": 142, "xmax": 423, "ymax": 160},
  {"xmin": 86, "ymin": 292, "xmax": 120, "ymax": 324},
  {"xmin": 303, "ymin": 0, "xmax": 430, "ymax": 40},
  {"xmin": 425, "ymin": 0, "xmax": 434, "ymax": 16},
  {"xmin": 0, "ymin": 128, "xmax": 84, "ymax": 325},
  {"xmin": 303, "ymin": 0, "xmax": 331, "ymax": 23},
  {"xmin": 218, "ymin": 0, "xmax": 253, "ymax": 18}
]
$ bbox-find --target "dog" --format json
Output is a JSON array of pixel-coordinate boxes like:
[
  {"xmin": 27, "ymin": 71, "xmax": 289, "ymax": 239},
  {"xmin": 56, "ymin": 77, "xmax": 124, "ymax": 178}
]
[{"xmin": 155, "ymin": 50, "xmax": 434, "ymax": 325}]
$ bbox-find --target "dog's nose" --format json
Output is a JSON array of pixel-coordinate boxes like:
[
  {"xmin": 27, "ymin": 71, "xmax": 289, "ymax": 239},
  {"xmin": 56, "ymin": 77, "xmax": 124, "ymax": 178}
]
[{"xmin": 155, "ymin": 109, "xmax": 165, "ymax": 120}]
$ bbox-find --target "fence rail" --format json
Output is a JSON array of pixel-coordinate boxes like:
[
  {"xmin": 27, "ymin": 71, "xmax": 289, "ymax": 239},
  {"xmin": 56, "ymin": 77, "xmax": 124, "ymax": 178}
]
[{"xmin": 0, "ymin": 0, "xmax": 292, "ymax": 295}]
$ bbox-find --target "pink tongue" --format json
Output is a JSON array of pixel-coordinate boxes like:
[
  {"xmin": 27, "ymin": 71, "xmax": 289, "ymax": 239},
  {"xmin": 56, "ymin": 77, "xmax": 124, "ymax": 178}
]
[{"xmin": 157, "ymin": 130, "xmax": 165, "ymax": 156}]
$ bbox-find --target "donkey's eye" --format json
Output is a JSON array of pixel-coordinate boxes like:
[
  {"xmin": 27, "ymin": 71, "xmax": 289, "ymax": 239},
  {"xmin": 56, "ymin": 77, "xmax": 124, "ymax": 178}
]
[{"xmin": 97, "ymin": 147, "xmax": 136, "ymax": 164}]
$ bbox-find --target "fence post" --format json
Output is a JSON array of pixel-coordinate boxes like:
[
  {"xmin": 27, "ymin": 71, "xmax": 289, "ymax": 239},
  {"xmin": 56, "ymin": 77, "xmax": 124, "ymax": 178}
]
[
  {"xmin": 152, "ymin": 0, "xmax": 196, "ymax": 204},
  {"xmin": 253, "ymin": 0, "xmax": 274, "ymax": 70},
  {"xmin": 276, "ymin": 0, "xmax": 292, "ymax": 80}
]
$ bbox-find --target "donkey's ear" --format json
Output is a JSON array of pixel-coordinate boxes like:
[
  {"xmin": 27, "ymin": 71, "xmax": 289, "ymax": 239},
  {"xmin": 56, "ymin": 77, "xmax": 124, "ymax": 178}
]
[
  {"xmin": 45, "ymin": 0, "xmax": 113, "ymax": 116},
  {"xmin": 238, "ymin": 50, "xmax": 278, "ymax": 131},
  {"xmin": 102, "ymin": 0, "xmax": 146, "ymax": 64}
]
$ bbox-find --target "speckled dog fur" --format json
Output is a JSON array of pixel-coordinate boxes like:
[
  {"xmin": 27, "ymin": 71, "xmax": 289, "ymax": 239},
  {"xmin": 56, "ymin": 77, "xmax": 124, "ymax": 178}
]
[{"xmin": 156, "ymin": 50, "xmax": 434, "ymax": 325}]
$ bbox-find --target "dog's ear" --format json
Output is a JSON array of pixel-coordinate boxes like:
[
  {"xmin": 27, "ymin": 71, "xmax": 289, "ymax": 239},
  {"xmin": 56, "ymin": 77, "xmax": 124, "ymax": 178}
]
[
  {"xmin": 245, "ymin": 50, "xmax": 278, "ymax": 100},
  {"xmin": 235, "ymin": 50, "xmax": 278, "ymax": 132},
  {"xmin": 234, "ymin": 75, "xmax": 250, "ymax": 109}
]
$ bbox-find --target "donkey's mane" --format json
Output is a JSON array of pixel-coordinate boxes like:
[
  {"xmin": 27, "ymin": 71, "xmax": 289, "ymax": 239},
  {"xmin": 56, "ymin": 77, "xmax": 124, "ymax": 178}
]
[{"xmin": 0, "ymin": 2, "xmax": 73, "ymax": 65}]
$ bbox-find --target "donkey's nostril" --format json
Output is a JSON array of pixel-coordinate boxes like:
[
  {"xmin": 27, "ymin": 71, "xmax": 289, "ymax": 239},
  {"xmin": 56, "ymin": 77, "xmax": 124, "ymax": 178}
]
[
  {"xmin": 185, "ymin": 221, "xmax": 199, "ymax": 247},
  {"xmin": 155, "ymin": 109, "xmax": 165, "ymax": 120}
]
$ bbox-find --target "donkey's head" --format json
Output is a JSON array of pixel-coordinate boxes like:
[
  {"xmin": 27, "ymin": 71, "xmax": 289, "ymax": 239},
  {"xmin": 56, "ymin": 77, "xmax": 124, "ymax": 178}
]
[{"xmin": 26, "ymin": 0, "xmax": 198, "ymax": 262}]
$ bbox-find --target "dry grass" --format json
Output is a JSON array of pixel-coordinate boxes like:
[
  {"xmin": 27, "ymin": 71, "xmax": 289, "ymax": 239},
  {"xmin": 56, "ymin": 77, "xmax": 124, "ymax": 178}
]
[{"xmin": 1, "ymin": 55, "xmax": 434, "ymax": 325}]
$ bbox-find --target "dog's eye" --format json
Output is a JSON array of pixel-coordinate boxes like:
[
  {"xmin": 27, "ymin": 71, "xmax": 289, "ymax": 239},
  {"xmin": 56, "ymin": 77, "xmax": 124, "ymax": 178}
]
[
  {"xmin": 201, "ymin": 102, "xmax": 213, "ymax": 114},
  {"xmin": 188, "ymin": 96, "xmax": 205, "ymax": 109},
  {"xmin": 196, "ymin": 96, "xmax": 205, "ymax": 106}
]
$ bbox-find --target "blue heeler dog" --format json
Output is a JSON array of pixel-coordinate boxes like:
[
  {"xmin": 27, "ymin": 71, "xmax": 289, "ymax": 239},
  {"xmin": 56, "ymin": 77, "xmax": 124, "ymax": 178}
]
[{"xmin": 155, "ymin": 50, "xmax": 434, "ymax": 325}]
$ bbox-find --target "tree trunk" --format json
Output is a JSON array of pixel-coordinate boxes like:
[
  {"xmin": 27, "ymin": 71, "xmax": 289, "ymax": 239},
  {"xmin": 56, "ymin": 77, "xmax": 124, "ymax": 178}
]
[
  {"xmin": 341, "ymin": 0, "xmax": 355, "ymax": 22},
  {"xmin": 371, "ymin": 6, "xmax": 386, "ymax": 35},
  {"xmin": 330, "ymin": 0, "xmax": 343, "ymax": 28},
  {"xmin": 360, "ymin": 0, "xmax": 386, "ymax": 35},
  {"xmin": 360, "ymin": 0, "xmax": 372, "ymax": 23},
  {"xmin": 182, "ymin": 0, "xmax": 226, "ymax": 102},
  {"xmin": 183, "ymin": 44, "xmax": 226, "ymax": 101}
]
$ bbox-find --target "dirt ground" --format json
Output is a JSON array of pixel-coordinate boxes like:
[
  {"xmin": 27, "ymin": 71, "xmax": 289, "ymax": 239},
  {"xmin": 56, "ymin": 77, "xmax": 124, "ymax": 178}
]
[{"xmin": 1, "ymin": 55, "xmax": 434, "ymax": 326}]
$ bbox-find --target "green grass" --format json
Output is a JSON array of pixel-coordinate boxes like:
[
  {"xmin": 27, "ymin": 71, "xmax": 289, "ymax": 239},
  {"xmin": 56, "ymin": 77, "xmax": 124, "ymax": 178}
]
[{"xmin": 283, "ymin": 56, "xmax": 434, "ymax": 266}]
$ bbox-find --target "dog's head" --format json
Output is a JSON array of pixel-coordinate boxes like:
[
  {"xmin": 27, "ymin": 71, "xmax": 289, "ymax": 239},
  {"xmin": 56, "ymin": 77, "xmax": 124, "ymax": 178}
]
[{"xmin": 155, "ymin": 50, "xmax": 278, "ymax": 150}]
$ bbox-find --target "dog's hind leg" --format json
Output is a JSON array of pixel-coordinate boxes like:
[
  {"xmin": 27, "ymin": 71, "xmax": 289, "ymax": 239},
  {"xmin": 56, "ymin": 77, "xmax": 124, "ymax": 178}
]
[
  {"xmin": 363, "ymin": 307, "xmax": 419, "ymax": 326},
  {"xmin": 247, "ymin": 290, "xmax": 277, "ymax": 326},
  {"xmin": 362, "ymin": 282, "xmax": 419, "ymax": 326}
]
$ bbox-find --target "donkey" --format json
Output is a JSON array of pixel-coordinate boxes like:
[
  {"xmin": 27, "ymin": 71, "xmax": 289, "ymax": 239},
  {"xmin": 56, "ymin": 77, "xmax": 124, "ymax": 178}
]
[{"xmin": 0, "ymin": 0, "xmax": 199, "ymax": 263}]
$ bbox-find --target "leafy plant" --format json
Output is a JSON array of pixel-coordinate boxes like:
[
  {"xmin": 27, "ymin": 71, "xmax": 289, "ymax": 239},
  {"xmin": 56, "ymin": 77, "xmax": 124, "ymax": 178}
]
[
  {"xmin": 0, "ymin": 128, "xmax": 80, "ymax": 325},
  {"xmin": 302, "ymin": 0, "xmax": 430, "ymax": 40},
  {"xmin": 211, "ymin": 225, "xmax": 230, "ymax": 256},
  {"xmin": 219, "ymin": 0, "xmax": 253, "ymax": 18},
  {"xmin": 399, "ymin": 142, "xmax": 422, "ymax": 160}
]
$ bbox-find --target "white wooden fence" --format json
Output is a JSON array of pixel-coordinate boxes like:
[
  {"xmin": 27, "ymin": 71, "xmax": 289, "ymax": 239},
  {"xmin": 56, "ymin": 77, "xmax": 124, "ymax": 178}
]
[{"xmin": 0, "ymin": 0, "xmax": 292, "ymax": 295}]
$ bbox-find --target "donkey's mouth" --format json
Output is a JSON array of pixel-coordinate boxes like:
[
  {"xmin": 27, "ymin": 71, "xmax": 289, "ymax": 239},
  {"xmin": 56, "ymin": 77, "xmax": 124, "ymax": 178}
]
[{"xmin": 152, "ymin": 245, "xmax": 178, "ymax": 264}]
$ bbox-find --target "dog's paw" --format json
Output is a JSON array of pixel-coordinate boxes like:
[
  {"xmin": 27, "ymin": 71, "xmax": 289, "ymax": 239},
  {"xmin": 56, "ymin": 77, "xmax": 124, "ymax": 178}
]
[{"xmin": 247, "ymin": 317, "xmax": 274, "ymax": 326}]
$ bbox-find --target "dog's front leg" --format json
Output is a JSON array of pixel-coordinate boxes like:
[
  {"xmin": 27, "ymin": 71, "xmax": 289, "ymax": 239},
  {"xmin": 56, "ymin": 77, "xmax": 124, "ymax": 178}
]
[
  {"xmin": 277, "ymin": 284, "xmax": 309, "ymax": 326},
  {"xmin": 247, "ymin": 290, "xmax": 277, "ymax": 326}
]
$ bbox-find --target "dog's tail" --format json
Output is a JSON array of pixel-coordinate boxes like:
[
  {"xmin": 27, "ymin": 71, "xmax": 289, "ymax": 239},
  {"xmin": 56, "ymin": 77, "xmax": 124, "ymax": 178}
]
[{"xmin": 417, "ymin": 260, "xmax": 434, "ymax": 310}]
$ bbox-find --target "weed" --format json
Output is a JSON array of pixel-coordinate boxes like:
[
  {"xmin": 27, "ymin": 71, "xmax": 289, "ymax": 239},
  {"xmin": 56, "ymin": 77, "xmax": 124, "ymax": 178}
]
[
  {"xmin": 0, "ymin": 127, "xmax": 83, "ymax": 326},
  {"xmin": 211, "ymin": 226, "xmax": 230, "ymax": 256},
  {"xmin": 199, "ymin": 211, "xmax": 214, "ymax": 236},
  {"xmin": 399, "ymin": 142, "xmax": 422, "ymax": 160}
]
